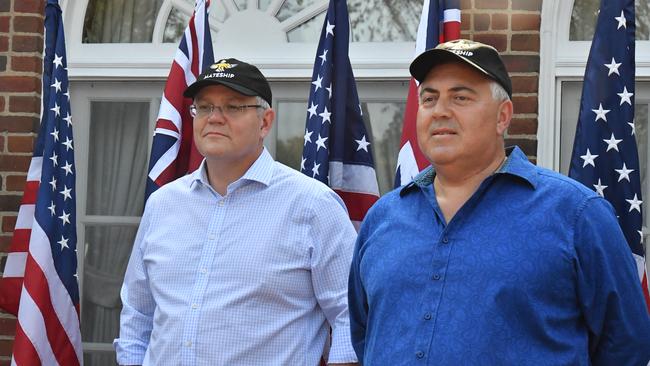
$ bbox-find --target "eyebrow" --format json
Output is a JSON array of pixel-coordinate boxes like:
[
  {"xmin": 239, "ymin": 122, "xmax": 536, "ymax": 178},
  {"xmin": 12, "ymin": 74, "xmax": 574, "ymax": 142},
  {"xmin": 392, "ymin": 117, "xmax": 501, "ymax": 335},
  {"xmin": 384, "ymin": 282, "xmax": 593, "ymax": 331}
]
[{"xmin": 419, "ymin": 85, "xmax": 478, "ymax": 97}]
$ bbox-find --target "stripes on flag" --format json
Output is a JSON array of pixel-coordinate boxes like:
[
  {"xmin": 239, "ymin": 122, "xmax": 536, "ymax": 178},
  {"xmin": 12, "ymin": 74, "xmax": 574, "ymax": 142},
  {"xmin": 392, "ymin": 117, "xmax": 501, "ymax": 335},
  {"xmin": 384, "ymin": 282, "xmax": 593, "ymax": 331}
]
[
  {"xmin": 394, "ymin": 0, "xmax": 461, "ymax": 187},
  {"xmin": 568, "ymin": 0, "xmax": 649, "ymax": 311},
  {"xmin": 300, "ymin": 0, "xmax": 379, "ymax": 229},
  {"xmin": 0, "ymin": 1, "xmax": 83, "ymax": 364},
  {"xmin": 145, "ymin": 0, "xmax": 215, "ymax": 201}
]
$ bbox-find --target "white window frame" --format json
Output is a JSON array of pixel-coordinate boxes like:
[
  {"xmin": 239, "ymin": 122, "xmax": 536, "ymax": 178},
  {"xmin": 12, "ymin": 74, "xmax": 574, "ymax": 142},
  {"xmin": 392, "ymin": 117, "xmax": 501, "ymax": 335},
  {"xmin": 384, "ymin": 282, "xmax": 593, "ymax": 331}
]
[{"xmin": 538, "ymin": 0, "xmax": 650, "ymax": 170}]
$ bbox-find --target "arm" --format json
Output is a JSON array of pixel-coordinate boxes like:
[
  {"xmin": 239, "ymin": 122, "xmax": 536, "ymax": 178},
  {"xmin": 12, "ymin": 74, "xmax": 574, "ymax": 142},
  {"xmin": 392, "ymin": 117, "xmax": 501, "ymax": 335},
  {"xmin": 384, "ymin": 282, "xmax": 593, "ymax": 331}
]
[
  {"xmin": 113, "ymin": 207, "xmax": 156, "ymax": 366},
  {"xmin": 309, "ymin": 189, "xmax": 359, "ymax": 365},
  {"xmin": 347, "ymin": 218, "xmax": 369, "ymax": 364},
  {"xmin": 573, "ymin": 197, "xmax": 650, "ymax": 365}
]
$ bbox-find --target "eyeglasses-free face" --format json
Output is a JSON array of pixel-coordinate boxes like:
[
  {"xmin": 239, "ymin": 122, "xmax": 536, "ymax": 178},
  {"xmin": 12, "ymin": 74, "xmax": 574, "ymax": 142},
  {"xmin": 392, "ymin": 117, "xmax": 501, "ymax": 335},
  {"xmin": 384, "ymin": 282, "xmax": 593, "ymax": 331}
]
[{"xmin": 190, "ymin": 104, "xmax": 263, "ymax": 119}]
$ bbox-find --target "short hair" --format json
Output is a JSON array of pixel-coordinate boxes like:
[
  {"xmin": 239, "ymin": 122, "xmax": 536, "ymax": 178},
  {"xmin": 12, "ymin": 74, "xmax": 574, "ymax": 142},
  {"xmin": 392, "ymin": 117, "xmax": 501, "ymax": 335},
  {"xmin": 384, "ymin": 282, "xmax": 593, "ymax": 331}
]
[
  {"xmin": 490, "ymin": 81, "xmax": 510, "ymax": 102},
  {"xmin": 256, "ymin": 96, "xmax": 270, "ymax": 118}
]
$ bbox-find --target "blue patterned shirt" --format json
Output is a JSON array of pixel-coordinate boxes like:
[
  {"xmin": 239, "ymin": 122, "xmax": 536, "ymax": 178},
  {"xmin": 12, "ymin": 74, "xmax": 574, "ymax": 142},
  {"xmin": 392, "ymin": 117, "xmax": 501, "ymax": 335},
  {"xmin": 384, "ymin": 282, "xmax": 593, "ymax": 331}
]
[
  {"xmin": 349, "ymin": 146, "xmax": 650, "ymax": 366},
  {"xmin": 115, "ymin": 148, "xmax": 358, "ymax": 365}
]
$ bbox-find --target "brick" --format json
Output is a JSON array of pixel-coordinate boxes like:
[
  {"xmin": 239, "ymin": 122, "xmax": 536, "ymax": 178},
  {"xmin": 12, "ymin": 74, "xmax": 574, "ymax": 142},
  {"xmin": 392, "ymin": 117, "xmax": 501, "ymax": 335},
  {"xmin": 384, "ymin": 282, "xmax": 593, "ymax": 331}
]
[
  {"xmin": 0, "ymin": 0, "xmax": 9, "ymax": 12},
  {"xmin": 508, "ymin": 117, "xmax": 538, "ymax": 135},
  {"xmin": 0, "ymin": 340, "xmax": 11, "ymax": 359},
  {"xmin": 7, "ymin": 135, "xmax": 34, "ymax": 153},
  {"xmin": 8, "ymin": 96, "xmax": 40, "ymax": 114},
  {"xmin": 512, "ymin": 34, "xmax": 540, "ymax": 52},
  {"xmin": 475, "ymin": 13, "xmax": 490, "ymax": 31},
  {"xmin": 0, "ymin": 35, "xmax": 7, "ymax": 52},
  {"xmin": 512, "ymin": 95, "xmax": 538, "ymax": 114},
  {"xmin": 14, "ymin": 16, "xmax": 42, "ymax": 34},
  {"xmin": 0, "ymin": 135, "xmax": 3, "ymax": 151},
  {"xmin": 0, "ymin": 196, "xmax": 21, "ymax": 213},
  {"xmin": 461, "ymin": 13, "xmax": 471, "ymax": 31},
  {"xmin": 0, "ymin": 16, "xmax": 9, "ymax": 32},
  {"xmin": 460, "ymin": 0, "xmax": 472, "ymax": 10},
  {"xmin": 0, "ymin": 116, "xmax": 40, "ymax": 133},
  {"xmin": 0, "ymin": 96, "xmax": 4, "ymax": 112},
  {"xmin": 475, "ymin": 0, "xmax": 507, "ymax": 10},
  {"xmin": 6, "ymin": 175, "xmax": 27, "ymax": 192},
  {"xmin": 0, "ymin": 76, "xmax": 40, "ymax": 93},
  {"xmin": 511, "ymin": 75, "xmax": 539, "ymax": 94},
  {"xmin": 505, "ymin": 138, "xmax": 537, "ymax": 156},
  {"xmin": 0, "ymin": 56, "xmax": 5, "ymax": 72},
  {"xmin": 0, "ymin": 317, "xmax": 16, "ymax": 337},
  {"xmin": 502, "ymin": 55, "xmax": 540, "ymax": 73},
  {"xmin": 12, "ymin": 35, "xmax": 42, "ymax": 53},
  {"xmin": 511, "ymin": 13, "xmax": 541, "ymax": 31},
  {"xmin": 1, "ymin": 216, "xmax": 16, "ymax": 233},
  {"xmin": 11, "ymin": 55, "xmax": 41, "ymax": 73},
  {"xmin": 492, "ymin": 14, "xmax": 508, "ymax": 30},
  {"xmin": 473, "ymin": 33, "xmax": 507, "ymax": 51},
  {"xmin": 0, "ymin": 155, "xmax": 31, "ymax": 172},
  {"xmin": 0, "ymin": 235, "xmax": 11, "ymax": 252},
  {"xmin": 512, "ymin": 0, "xmax": 542, "ymax": 11},
  {"xmin": 15, "ymin": 0, "xmax": 44, "ymax": 14}
]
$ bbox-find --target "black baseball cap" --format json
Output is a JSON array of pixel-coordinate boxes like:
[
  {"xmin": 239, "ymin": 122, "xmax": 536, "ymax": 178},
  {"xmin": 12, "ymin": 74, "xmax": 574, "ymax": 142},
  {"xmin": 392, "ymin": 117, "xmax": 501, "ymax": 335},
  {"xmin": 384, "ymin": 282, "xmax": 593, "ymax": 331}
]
[
  {"xmin": 183, "ymin": 58, "xmax": 272, "ymax": 105},
  {"xmin": 409, "ymin": 39, "xmax": 512, "ymax": 98}
]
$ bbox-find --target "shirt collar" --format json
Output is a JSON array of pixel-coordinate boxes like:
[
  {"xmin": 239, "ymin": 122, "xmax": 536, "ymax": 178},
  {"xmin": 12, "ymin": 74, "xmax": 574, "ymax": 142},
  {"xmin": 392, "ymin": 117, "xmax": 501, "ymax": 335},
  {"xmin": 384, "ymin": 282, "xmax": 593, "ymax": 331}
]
[
  {"xmin": 189, "ymin": 147, "xmax": 275, "ymax": 190},
  {"xmin": 400, "ymin": 146, "xmax": 537, "ymax": 196}
]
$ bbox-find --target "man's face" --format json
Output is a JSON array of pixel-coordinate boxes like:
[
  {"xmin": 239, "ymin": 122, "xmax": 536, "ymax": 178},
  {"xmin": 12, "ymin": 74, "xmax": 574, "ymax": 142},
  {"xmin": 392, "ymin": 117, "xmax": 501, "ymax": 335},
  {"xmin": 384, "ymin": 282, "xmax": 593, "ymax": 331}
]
[
  {"xmin": 416, "ymin": 62, "xmax": 512, "ymax": 170},
  {"xmin": 192, "ymin": 84, "xmax": 274, "ymax": 164}
]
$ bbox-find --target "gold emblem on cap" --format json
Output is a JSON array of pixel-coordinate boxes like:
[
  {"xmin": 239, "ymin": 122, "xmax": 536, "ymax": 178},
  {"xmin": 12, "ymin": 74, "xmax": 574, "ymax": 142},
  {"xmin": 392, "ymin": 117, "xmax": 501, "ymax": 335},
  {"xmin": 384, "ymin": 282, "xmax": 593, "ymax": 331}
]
[{"xmin": 210, "ymin": 60, "xmax": 237, "ymax": 72}]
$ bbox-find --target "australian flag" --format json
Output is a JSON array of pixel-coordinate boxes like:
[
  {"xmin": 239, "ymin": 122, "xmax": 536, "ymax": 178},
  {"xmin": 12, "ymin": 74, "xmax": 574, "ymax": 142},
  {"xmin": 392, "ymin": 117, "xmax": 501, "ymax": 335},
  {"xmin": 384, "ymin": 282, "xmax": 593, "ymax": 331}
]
[
  {"xmin": 569, "ymin": 0, "xmax": 650, "ymax": 310},
  {"xmin": 300, "ymin": 0, "xmax": 379, "ymax": 229}
]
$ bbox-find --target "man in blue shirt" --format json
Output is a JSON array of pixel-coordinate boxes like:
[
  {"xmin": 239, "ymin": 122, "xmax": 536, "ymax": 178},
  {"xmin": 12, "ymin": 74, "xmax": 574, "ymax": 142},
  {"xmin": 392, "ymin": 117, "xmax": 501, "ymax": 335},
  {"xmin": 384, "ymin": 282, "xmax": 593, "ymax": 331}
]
[
  {"xmin": 115, "ymin": 59, "xmax": 358, "ymax": 365},
  {"xmin": 348, "ymin": 40, "xmax": 650, "ymax": 365}
]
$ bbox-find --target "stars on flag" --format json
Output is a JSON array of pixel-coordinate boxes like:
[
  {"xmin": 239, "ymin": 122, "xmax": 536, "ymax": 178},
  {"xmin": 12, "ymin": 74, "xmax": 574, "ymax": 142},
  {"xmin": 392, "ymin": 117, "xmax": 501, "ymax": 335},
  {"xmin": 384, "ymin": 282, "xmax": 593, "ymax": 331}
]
[
  {"xmin": 614, "ymin": 10, "xmax": 626, "ymax": 29},
  {"xmin": 603, "ymin": 133, "xmax": 622, "ymax": 152},
  {"xmin": 604, "ymin": 58, "xmax": 621, "ymax": 76},
  {"xmin": 355, "ymin": 135, "xmax": 370, "ymax": 152},
  {"xmin": 580, "ymin": 149, "xmax": 598, "ymax": 167},
  {"xmin": 592, "ymin": 103, "xmax": 610, "ymax": 122},
  {"xmin": 615, "ymin": 163, "xmax": 634, "ymax": 182},
  {"xmin": 617, "ymin": 86, "xmax": 633, "ymax": 105}
]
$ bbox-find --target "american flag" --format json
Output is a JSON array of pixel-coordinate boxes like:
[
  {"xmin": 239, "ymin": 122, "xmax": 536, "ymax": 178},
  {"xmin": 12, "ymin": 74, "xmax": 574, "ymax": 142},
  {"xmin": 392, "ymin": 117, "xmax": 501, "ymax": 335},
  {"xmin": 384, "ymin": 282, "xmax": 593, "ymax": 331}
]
[
  {"xmin": 568, "ymin": 0, "xmax": 650, "ymax": 311},
  {"xmin": 0, "ymin": 0, "xmax": 83, "ymax": 364},
  {"xmin": 394, "ymin": 0, "xmax": 460, "ymax": 187},
  {"xmin": 145, "ymin": 0, "xmax": 214, "ymax": 201},
  {"xmin": 300, "ymin": 0, "xmax": 379, "ymax": 229}
]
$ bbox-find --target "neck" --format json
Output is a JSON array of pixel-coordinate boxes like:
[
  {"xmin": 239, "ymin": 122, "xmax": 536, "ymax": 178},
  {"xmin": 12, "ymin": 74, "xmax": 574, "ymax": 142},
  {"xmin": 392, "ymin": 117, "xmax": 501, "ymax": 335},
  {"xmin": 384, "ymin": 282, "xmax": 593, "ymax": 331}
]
[{"xmin": 204, "ymin": 147, "xmax": 263, "ymax": 196}]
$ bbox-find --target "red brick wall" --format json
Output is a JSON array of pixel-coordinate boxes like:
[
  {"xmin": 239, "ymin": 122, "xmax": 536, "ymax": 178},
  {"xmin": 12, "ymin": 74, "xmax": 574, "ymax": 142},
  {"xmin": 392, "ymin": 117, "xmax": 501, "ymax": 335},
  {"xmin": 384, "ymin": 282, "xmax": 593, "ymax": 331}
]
[
  {"xmin": 0, "ymin": 0, "xmax": 543, "ymax": 362},
  {"xmin": 0, "ymin": 0, "xmax": 44, "ymax": 363},
  {"xmin": 460, "ymin": 0, "xmax": 541, "ymax": 161}
]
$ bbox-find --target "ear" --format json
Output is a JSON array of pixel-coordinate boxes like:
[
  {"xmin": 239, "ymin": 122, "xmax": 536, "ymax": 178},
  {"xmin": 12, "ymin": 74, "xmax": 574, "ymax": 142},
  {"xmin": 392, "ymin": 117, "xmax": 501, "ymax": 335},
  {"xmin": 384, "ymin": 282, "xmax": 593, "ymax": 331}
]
[
  {"xmin": 496, "ymin": 99, "xmax": 513, "ymax": 136},
  {"xmin": 259, "ymin": 107, "xmax": 275, "ymax": 139}
]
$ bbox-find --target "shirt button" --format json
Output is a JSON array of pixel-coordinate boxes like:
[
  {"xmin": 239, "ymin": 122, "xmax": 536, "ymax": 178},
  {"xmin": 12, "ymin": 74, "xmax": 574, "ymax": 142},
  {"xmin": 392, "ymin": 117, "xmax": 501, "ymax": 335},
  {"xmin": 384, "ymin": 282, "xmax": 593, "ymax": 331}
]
[
  {"xmin": 200, "ymin": 268, "xmax": 207, "ymax": 274},
  {"xmin": 441, "ymin": 237, "xmax": 449, "ymax": 244},
  {"xmin": 185, "ymin": 341, "xmax": 192, "ymax": 347},
  {"xmin": 432, "ymin": 274, "xmax": 441, "ymax": 281},
  {"xmin": 218, "ymin": 200, "xmax": 225, "ymax": 207},
  {"xmin": 424, "ymin": 312, "xmax": 432, "ymax": 320},
  {"xmin": 416, "ymin": 351, "xmax": 424, "ymax": 359},
  {"xmin": 191, "ymin": 303, "xmax": 198, "ymax": 309}
]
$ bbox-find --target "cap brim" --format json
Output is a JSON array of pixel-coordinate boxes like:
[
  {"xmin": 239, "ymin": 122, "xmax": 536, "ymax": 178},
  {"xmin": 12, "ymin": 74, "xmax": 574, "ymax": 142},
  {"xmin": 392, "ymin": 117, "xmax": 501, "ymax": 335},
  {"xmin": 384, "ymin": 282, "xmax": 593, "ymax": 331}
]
[
  {"xmin": 183, "ymin": 79, "xmax": 259, "ymax": 99},
  {"xmin": 409, "ymin": 49, "xmax": 492, "ymax": 83}
]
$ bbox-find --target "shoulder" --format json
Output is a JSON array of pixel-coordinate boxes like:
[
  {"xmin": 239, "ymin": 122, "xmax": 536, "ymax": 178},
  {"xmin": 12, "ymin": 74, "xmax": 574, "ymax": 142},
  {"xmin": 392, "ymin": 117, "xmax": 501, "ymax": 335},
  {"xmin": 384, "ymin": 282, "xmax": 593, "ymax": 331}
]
[
  {"xmin": 270, "ymin": 161, "xmax": 345, "ymax": 205},
  {"xmin": 144, "ymin": 174, "xmax": 196, "ymax": 210}
]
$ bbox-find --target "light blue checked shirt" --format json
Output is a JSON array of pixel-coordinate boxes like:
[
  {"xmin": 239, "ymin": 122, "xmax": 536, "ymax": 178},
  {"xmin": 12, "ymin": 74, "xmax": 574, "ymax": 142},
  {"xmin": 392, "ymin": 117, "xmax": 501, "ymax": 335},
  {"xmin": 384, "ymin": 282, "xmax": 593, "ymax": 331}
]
[{"xmin": 114, "ymin": 148, "xmax": 358, "ymax": 365}]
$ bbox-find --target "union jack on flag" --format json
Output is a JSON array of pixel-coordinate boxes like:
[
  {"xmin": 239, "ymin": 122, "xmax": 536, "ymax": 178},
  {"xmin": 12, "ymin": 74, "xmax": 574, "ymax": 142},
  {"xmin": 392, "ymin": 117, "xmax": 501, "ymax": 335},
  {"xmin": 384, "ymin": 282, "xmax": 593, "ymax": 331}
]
[
  {"xmin": 300, "ymin": 0, "xmax": 379, "ymax": 229},
  {"xmin": 568, "ymin": 0, "xmax": 650, "ymax": 310},
  {"xmin": 0, "ymin": 0, "xmax": 83, "ymax": 364},
  {"xmin": 394, "ymin": 0, "xmax": 460, "ymax": 187},
  {"xmin": 146, "ymin": 0, "xmax": 215, "ymax": 201}
]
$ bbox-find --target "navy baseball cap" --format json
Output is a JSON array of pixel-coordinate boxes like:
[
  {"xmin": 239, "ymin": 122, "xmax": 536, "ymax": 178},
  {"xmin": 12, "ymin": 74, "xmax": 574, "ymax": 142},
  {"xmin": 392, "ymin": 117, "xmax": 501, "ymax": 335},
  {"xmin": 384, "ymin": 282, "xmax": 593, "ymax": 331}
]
[
  {"xmin": 409, "ymin": 39, "xmax": 512, "ymax": 98},
  {"xmin": 184, "ymin": 58, "xmax": 272, "ymax": 105}
]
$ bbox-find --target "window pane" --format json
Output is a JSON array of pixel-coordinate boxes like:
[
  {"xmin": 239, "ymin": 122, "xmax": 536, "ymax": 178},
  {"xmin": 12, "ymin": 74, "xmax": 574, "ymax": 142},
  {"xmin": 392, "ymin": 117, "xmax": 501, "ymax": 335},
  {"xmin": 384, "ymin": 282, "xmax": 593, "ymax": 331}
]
[
  {"xmin": 83, "ymin": 0, "xmax": 165, "ymax": 43},
  {"xmin": 277, "ymin": 0, "xmax": 320, "ymax": 21},
  {"xmin": 274, "ymin": 95, "xmax": 405, "ymax": 195},
  {"xmin": 287, "ymin": 12, "xmax": 326, "ymax": 42},
  {"xmin": 570, "ymin": 0, "xmax": 650, "ymax": 41},
  {"xmin": 348, "ymin": 0, "xmax": 421, "ymax": 42},
  {"xmin": 163, "ymin": 7, "xmax": 190, "ymax": 43},
  {"xmin": 81, "ymin": 225, "xmax": 138, "ymax": 345},
  {"xmin": 87, "ymin": 101, "xmax": 148, "ymax": 216}
]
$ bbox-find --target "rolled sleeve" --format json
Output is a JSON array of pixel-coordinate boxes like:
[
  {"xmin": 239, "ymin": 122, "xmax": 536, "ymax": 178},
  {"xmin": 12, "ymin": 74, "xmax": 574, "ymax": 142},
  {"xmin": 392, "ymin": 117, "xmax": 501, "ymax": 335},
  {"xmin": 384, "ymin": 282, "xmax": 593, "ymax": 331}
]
[{"xmin": 309, "ymin": 189, "xmax": 358, "ymax": 363}]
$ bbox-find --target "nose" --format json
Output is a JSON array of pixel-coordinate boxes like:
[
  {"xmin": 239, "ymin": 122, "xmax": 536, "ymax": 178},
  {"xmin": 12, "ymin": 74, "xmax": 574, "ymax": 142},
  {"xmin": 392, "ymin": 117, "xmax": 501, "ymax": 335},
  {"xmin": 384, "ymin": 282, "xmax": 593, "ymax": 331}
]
[
  {"xmin": 429, "ymin": 98, "xmax": 452, "ymax": 119},
  {"xmin": 206, "ymin": 106, "xmax": 226, "ymax": 123}
]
